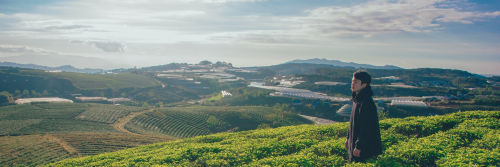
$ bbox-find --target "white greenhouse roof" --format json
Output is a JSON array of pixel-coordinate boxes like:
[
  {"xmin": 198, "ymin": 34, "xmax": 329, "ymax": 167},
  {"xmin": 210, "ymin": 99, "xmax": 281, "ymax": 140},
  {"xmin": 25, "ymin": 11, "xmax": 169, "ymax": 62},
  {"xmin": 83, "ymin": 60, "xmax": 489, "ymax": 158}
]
[{"xmin": 15, "ymin": 97, "xmax": 73, "ymax": 104}]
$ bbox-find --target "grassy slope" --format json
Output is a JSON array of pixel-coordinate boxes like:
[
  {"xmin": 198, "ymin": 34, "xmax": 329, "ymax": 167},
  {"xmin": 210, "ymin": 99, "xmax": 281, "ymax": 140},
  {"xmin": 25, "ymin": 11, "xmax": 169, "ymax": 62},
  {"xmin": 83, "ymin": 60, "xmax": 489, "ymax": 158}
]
[
  {"xmin": 22, "ymin": 70, "xmax": 159, "ymax": 89},
  {"xmin": 47, "ymin": 110, "xmax": 500, "ymax": 166}
]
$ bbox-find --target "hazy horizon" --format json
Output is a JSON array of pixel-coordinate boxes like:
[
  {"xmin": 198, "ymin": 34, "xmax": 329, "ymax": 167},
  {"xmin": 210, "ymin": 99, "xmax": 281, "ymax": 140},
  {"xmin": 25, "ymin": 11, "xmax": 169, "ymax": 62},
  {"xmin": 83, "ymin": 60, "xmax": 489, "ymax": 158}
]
[{"xmin": 0, "ymin": 0, "xmax": 499, "ymax": 74}]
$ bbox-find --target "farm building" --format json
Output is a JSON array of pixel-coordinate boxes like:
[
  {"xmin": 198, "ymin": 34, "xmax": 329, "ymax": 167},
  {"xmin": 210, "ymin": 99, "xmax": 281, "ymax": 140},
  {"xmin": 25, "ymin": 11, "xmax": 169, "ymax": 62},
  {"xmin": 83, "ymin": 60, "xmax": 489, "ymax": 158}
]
[
  {"xmin": 391, "ymin": 100, "xmax": 428, "ymax": 108},
  {"xmin": 107, "ymin": 98, "xmax": 131, "ymax": 103},
  {"xmin": 75, "ymin": 97, "xmax": 107, "ymax": 102},
  {"xmin": 15, "ymin": 97, "xmax": 73, "ymax": 104}
]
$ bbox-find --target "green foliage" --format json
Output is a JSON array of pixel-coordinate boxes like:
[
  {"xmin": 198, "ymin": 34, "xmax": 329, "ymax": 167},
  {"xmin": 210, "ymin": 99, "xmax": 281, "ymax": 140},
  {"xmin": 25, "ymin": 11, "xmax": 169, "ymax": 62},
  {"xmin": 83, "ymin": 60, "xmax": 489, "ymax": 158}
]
[
  {"xmin": 0, "ymin": 70, "xmax": 78, "ymax": 97},
  {"xmin": 473, "ymin": 96, "xmax": 500, "ymax": 105},
  {"xmin": 46, "ymin": 111, "xmax": 500, "ymax": 167}
]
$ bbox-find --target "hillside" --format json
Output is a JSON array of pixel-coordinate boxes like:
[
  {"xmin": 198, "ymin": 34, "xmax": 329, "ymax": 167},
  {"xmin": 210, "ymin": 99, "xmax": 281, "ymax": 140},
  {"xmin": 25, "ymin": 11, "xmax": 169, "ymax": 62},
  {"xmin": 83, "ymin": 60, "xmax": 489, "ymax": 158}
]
[
  {"xmin": 285, "ymin": 58, "xmax": 402, "ymax": 69},
  {"xmin": 22, "ymin": 70, "xmax": 159, "ymax": 90},
  {"xmin": 124, "ymin": 106, "xmax": 313, "ymax": 138},
  {"xmin": 46, "ymin": 110, "xmax": 500, "ymax": 166},
  {"xmin": 0, "ymin": 133, "xmax": 175, "ymax": 167},
  {"xmin": 0, "ymin": 103, "xmax": 177, "ymax": 166},
  {"xmin": 0, "ymin": 103, "xmax": 121, "ymax": 135}
]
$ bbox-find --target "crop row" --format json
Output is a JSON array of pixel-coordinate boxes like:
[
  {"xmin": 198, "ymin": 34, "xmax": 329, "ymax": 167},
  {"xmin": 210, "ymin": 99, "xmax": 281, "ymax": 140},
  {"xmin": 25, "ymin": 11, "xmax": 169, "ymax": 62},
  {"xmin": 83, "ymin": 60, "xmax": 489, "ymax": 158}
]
[
  {"xmin": 0, "ymin": 119, "xmax": 42, "ymax": 135},
  {"xmin": 128, "ymin": 113, "xmax": 211, "ymax": 138},
  {"xmin": 0, "ymin": 103, "xmax": 87, "ymax": 121},
  {"xmin": 47, "ymin": 111, "xmax": 500, "ymax": 166},
  {"xmin": 0, "ymin": 135, "xmax": 75, "ymax": 167},
  {"xmin": 76, "ymin": 104, "xmax": 144, "ymax": 124}
]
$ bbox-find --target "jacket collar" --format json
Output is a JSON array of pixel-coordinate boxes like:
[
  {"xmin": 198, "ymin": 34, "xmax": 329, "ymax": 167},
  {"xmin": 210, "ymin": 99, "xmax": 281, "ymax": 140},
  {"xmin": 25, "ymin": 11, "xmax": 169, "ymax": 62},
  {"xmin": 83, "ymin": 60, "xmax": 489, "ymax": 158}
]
[{"xmin": 352, "ymin": 85, "xmax": 373, "ymax": 103}]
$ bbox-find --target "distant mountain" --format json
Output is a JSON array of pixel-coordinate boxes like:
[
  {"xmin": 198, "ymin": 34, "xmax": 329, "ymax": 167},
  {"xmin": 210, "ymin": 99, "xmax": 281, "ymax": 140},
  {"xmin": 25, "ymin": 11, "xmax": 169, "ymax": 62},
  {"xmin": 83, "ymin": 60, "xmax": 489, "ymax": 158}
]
[
  {"xmin": 285, "ymin": 58, "xmax": 402, "ymax": 70},
  {"xmin": 0, "ymin": 54, "xmax": 130, "ymax": 70},
  {"xmin": 0, "ymin": 62, "xmax": 103, "ymax": 73}
]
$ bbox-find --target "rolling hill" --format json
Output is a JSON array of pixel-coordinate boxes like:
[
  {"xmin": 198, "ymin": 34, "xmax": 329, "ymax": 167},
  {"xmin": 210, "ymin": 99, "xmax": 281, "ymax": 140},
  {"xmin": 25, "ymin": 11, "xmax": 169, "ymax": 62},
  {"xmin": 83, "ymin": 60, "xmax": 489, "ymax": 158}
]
[
  {"xmin": 125, "ymin": 106, "xmax": 313, "ymax": 138},
  {"xmin": 46, "ymin": 110, "xmax": 499, "ymax": 166}
]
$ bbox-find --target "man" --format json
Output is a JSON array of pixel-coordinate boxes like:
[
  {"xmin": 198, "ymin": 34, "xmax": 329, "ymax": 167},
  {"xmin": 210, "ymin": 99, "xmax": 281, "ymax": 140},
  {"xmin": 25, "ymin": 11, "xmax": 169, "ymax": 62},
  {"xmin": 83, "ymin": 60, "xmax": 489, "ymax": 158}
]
[{"xmin": 345, "ymin": 70, "xmax": 382, "ymax": 163}]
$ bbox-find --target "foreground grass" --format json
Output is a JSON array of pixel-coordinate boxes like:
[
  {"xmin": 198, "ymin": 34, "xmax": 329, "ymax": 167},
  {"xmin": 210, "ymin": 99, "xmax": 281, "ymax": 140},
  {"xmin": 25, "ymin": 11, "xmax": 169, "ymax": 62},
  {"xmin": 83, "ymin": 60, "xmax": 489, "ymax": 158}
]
[{"xmin": 46, "ymin": 110, "xmax": 500, "ymax": 166}]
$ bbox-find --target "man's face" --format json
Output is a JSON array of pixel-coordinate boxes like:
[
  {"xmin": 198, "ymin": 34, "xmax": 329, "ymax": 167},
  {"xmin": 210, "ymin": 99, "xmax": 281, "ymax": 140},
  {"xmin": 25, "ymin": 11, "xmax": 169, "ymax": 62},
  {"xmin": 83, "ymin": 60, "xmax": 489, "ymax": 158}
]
[{"xmin": 351, "ymin": 77, "xmax": 367, "ymax": 93}]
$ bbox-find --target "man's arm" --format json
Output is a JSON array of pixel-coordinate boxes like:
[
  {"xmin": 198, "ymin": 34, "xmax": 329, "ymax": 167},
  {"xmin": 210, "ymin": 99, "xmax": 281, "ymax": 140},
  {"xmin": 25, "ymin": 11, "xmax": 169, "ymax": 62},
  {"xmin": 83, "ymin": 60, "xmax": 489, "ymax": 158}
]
[{"xmin": 354, "ymin": 102, "xmax": 377, "ymax": 151}]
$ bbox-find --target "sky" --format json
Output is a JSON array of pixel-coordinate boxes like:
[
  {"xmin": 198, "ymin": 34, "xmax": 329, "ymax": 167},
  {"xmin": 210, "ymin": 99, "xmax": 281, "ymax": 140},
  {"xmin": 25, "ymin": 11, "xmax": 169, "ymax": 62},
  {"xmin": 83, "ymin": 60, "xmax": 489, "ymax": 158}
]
[{"xmin": 0, "ymin": 0, "xmax": 499, "ymax": 74}]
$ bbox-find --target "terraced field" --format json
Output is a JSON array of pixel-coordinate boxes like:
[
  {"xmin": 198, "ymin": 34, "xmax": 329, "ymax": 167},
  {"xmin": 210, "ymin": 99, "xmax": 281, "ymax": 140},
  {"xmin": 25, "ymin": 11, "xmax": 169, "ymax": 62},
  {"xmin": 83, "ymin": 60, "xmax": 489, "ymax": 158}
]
[
  {"xmin": 51, "ymin": 133, "xmax": 176, "ymax": 156},
  {"xmin": 0, "ymin": 135, "xmax": 76, "ymax": 167},
  {"xmin": 75, "ymin": 103, "xmax": 145, "ymax": 124},
  {"xmin": 125, "ymin": 106, "xmax": 313, "ymax": 138}
]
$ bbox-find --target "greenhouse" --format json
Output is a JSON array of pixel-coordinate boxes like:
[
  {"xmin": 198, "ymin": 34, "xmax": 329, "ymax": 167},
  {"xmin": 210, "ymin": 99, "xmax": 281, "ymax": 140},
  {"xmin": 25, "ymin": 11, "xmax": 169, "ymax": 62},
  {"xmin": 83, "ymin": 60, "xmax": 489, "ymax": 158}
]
[
  {"xmin": 15, "ymin": 97, "xmax": 73, "ymax": 104},
  {"xmin": 391, "ymin": 100, "xmax": 428, "ymax": 108}
]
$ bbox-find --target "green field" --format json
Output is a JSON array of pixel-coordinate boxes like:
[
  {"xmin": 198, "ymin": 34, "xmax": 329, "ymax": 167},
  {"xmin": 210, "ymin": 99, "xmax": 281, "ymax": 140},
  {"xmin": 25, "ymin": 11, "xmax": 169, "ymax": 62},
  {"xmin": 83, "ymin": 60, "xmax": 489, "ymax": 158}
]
[
  {"xmin": 47, "ymin": 110, "xmax": 500, "ymax": 166},
  {"xmin": 75, "ymin": 103, "xmax": 145, "ymax": 124},
  {"xmin": 0, "ymin": 133, "xmax": 177, "ymax": 167},
  {"xmin": 50, "ymin": 133, "xmax": 176, "ymax": 157},
  {"xmin": 125, "ymin": 106, "xmax": 313, "ymax": 138},
  {"xmin": 0, "ymin": 103, "xmax": 147, "ymax": 135},
  {"xmin": 22, "ymin": 70, "xmax": 159, "ymax": 89},
  {"xmin": 0, "ymin": 134, "xmax": 76, "ymax": 167},
  {"xmin": 0, "ymin": 102, "xmax": 178, "ymax": 167}
]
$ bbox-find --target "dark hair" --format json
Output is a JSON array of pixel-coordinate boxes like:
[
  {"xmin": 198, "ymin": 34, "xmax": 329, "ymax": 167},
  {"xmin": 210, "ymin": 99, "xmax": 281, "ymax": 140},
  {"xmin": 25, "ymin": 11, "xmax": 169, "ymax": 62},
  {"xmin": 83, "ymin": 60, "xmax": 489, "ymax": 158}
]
[{"xmin": 353, "ymin": 70, "xmax": 371, "ymax": 86}]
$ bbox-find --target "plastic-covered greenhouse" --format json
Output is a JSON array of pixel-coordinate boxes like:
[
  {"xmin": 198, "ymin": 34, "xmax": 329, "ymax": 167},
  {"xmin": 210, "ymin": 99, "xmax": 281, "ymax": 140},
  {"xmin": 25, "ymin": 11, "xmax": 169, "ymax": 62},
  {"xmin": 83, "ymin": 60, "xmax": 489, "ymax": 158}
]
[{"xmin": 15, "ymin": 98, "xmax": 73, "ymax": 104}]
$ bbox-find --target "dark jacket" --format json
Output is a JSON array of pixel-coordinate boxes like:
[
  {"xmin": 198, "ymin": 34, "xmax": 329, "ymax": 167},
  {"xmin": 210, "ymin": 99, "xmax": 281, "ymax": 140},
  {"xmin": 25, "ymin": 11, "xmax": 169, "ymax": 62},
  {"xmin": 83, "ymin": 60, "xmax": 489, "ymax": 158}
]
[{"xmin": 347, "ymin": 85, "xmax": 382, "ymax": 162}]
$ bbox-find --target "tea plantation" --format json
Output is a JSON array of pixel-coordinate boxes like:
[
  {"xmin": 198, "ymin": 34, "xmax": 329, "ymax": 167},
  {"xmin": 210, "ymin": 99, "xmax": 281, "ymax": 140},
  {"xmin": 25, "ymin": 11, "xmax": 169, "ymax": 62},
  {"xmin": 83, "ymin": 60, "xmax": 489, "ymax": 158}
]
[
  {"xmin": 125, "ymin": 106, "xmax": 313, "ymax": 138},
  {"xmin": 47, "ymin": 110, "xmax": 500, "ymax": 166}
]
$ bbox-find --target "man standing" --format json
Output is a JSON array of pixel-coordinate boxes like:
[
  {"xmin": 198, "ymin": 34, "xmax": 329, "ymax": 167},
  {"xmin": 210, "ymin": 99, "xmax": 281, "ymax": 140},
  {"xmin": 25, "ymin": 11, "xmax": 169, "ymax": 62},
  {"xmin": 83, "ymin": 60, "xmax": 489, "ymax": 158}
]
[{"xmin": 345, "ymin": 70, "xmax": 382, "ymax": 163}]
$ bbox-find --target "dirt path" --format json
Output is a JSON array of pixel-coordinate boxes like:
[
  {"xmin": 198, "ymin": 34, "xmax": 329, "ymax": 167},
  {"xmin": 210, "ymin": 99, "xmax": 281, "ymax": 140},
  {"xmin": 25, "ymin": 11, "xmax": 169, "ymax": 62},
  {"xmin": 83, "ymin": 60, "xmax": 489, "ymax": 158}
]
[
  {"xmin": 298, "ymin": 114, "xmax": 338, "ymax": 125},
  {"xmin": 46, "ymin": 135, "xmax": 82, "ymax": 157},
  {"xmin": 113, "ymin": 109, "xmax": 153, "ymax": 134}
]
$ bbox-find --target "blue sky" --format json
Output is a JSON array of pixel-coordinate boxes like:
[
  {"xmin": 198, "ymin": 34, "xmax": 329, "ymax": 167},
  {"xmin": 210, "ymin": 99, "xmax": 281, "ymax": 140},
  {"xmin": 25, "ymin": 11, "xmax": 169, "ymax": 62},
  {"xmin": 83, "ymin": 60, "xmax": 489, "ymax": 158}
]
[{"xmin": 0, "ymin": 0, "xmax": 499, "ymax": 74}]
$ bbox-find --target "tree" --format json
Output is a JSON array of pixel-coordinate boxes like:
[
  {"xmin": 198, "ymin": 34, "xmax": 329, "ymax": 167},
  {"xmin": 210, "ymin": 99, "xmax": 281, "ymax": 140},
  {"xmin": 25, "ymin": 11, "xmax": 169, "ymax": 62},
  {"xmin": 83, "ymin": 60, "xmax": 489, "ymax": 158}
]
[
  {"xmin": 100, "ymin": 92, "xmax": 105, "ymax": 97},
  {"xmin": 142, "ymin": 102, "xmax": 149, "ymax": 108},
  {"xmin": 23, "ymin": 89, "xmax": 29, "ymax": 96},
  {"xmin": 121, "ymin": 92, "xmax": 127, "ymax": 98},
  {"xmin": 155, "ymin": 103, "xmax": 161, "ymax": 108},
  {"xmin": 199, "ymin": 60, "xmax": 212, "ymax": 65},
  {"xmin": 43, "ymin": 90, "xmax": 49, "ymax": 96},
  {"xmin": 31, "ymin": 90, "xmax": 37, "ymax": 96},
  {"xmin": 15, "ymin": 90, "xmax": 20, "ymax": 95}
]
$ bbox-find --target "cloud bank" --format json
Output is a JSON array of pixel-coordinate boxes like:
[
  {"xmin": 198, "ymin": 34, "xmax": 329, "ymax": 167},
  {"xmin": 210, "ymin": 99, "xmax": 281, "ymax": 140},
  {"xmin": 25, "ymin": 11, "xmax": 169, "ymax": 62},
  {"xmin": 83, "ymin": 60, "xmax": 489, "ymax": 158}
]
[
  {"xmin": 292, "ymin": 0, "xmax": 500, "ymax": 37},
  {"xmin": 0, "ymin": 45, "xmax": 58, "ymax": 54},
  {"xmin": 69, "ymin": 40, "xmax": 127, "ymax": 52}
]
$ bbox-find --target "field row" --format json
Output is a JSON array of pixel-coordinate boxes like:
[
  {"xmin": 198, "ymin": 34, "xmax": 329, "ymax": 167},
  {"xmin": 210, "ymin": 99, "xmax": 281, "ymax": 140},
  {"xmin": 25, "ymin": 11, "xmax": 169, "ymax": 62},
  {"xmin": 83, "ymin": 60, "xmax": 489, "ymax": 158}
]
[{"xmin": 47, "ymin": 111, "xmax": 500, "ymax": 166}]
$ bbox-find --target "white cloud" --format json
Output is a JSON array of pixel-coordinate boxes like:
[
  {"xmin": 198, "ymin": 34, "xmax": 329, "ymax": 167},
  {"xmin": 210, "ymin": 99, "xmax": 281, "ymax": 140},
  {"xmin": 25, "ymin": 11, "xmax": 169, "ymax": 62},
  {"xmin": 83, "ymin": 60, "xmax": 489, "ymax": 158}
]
[
  {"xmin": 69, "ymin": 40, "xmax": 128, "ymax": 52},
  {"xmin": 0, "ymin": 45, "xmax": 58, "ymax": 54},
  {"xmin": 290, "ymin": 0, "xmax": 500, "ymax": 37}
]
